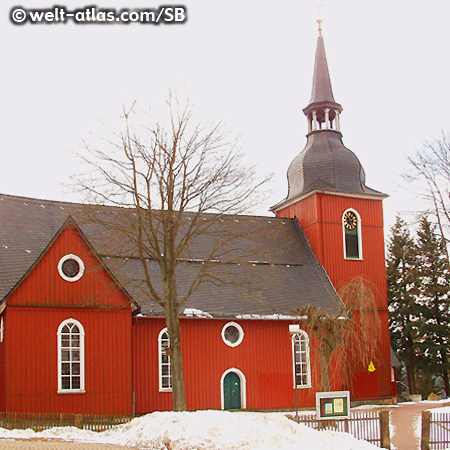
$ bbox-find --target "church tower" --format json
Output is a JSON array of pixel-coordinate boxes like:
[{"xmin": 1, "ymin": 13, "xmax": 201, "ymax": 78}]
[{"xmin": 272, "ymin": 22, "xmax": 392, "ymax": 400}]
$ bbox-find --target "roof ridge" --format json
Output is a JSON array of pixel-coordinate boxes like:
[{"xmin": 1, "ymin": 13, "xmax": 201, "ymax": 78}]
[{"xmin": 0, "ymin": 193, "xmax": 292, "ymax": 221}]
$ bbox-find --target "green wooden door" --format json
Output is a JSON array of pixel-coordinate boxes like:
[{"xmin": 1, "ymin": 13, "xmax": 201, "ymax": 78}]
[{"xmin": 223, "ymin": 372, "xmax": 241, "ymax": 410}]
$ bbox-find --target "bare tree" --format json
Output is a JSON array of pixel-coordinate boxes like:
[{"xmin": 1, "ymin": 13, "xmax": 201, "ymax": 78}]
[
  {"xmin": 293, "ymin": 277, "xmax": 381, "ymax": 391},
  {"xmin": 407, "ymin": 132, "xmax": 450, "ymax": 263},
  {"xmin": 74, "ymin": 93, "xmax": 270, "ymax": 411}
]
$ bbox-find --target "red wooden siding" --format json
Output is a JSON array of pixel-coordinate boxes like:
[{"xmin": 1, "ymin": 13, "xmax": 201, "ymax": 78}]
[
  {"xmin": 133, "ymin": 317, "xmax": 333, "ymax": 414},
  {"xmin": 276, "ymin": 192, "xmax": 392, "ymax": 401},
  {"xmin": 277, "ymin": 193, "xmax": 386, "ymax": 296},
  {"xmin": 0, "ymin": 312, "xmax": 6, "ymax": 412},
  {"xmin": 3, "ymin": 224, "xmax": 133, "ymax": 414},
  {"xmin": 8, "ymin": 226, "xmax": 130, "ymax": 310},
  {"xmin": 4, "ymin": 306, "xmax": 132, "ymax": 415}
]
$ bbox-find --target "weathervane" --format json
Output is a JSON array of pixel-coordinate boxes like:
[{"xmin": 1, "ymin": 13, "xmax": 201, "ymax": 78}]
[{"xmin": 317, "ymin": 3, "xmax": 324, "ymax": 36}]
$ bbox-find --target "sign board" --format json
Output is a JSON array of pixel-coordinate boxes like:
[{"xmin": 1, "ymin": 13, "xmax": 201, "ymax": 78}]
[{"xmin": 316, "ymin": 391, "xmax": 350, "ymax": 420}]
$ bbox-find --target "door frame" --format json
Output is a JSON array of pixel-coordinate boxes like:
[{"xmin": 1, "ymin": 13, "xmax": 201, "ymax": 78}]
[{"xmin": 220, "ymin": 368, "xmax": 247, "ymax": 410}]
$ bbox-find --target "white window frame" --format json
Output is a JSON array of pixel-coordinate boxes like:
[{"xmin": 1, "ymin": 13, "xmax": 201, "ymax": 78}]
[
  {"xmin": 221, "ymin": 322, "xmax": 244, "ymax": 348},
  {"xmin": 0, "ymin": 317, "xmax": 3, "ymax": 343},
  {"xmin": 342, "ymin": 208, "xmax": 363, "ymax": 260},
  {"xmin": 292, "ymin": 330, "xmax": 312, "ymax": 389},
  {"xmin": 220, "ymin": 368, "xmax": 247, "ymax": 410},
  {"xmin": 158, "ymin": 327, "xmax": 172, "ymax": 392},
  {"xmin": 57, "ymin": 254, "xmax": 85, "ymax": 282},
  {"xmin": 57, "ymin": 318, "xmax": 85, "ymax": 393}
]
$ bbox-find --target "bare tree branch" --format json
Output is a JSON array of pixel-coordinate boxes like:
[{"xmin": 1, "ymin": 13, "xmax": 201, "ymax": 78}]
[{"xmin": 71, "ymin": 93, "xmax": 272, "ymax": 410}]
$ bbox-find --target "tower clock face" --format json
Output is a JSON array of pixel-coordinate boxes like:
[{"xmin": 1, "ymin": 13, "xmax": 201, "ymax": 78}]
[{"xmin": 344, "ymin": 211, "xmax": 358, "ymax": 230}]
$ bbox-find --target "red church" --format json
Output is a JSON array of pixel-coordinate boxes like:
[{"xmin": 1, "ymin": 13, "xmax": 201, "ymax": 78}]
[{"xmin": 0, "ymin": 27, "xmax": 394, "ymax": 416}]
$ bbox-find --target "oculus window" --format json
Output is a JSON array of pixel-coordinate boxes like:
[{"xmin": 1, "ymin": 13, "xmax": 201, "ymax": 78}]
[
  {"xmin": 58, "ymin": 254, "xmax": 85, "ymax": 282},
  {"xmin": 221, "ymin": 322, "xmax": 244, "ymax": 347}
]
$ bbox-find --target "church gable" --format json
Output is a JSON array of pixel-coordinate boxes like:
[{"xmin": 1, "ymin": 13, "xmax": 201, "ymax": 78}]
[{"xmin": 6, "ymin": 222, "xmax": 131, "ymax": 310}]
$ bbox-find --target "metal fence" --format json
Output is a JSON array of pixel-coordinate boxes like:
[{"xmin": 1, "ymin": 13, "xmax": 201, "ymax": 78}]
[
  {"xmin": 0, "ymin": 412, "xmax": 133, "ymax": 432},
  {"xmin": 296, "ymin": 410, "xmax": 390, "ymax": 448},
  {"xmin": 422, "ymin": 411, "xmax": 450, "ymax": 450}
]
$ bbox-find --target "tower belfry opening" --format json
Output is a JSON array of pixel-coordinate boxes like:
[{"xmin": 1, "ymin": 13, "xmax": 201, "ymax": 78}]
[{"xmin": 304, "ymin": 19, "xmax": 342, "ymax": 134}]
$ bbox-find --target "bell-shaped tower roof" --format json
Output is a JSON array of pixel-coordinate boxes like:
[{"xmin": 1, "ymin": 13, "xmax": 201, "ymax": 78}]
[{"xmin": 272, "ymin": 22, "xmax": 386, "ymax": 212}]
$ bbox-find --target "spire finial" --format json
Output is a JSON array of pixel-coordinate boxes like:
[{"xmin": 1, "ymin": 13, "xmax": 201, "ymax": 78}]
[{"xmin": 317, "ymin": 3, "xmax": 323, "ymax": 36}]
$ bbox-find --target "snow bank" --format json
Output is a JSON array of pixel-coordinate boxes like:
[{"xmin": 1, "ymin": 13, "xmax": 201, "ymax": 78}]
[{"xmin": 0, "ymin": 410, "xmax": 380, "ymax": 449}]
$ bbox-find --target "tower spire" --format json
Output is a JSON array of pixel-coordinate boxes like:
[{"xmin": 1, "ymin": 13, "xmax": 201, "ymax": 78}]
[
  {"xmin": 270, "ymin": 21, "xmax": 386, "ymax": 211},
  {"xmin": 303, "ymin": 20, "xmax": 342, "ymax": 133}
]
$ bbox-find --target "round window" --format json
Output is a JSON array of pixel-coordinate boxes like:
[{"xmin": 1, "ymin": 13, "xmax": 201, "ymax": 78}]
[
  {"xmin": 221, "ymin": 322, "xmax": 244, "ymax": 347},
  {"xmin": 58, "ymin": 254, "xmax": 85, "ymax": 282}
]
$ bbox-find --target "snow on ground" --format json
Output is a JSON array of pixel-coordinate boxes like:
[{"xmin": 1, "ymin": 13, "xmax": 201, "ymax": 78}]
[{"xmin": 0, "ymin": 410, "xmax": 380, "ymax": 449}]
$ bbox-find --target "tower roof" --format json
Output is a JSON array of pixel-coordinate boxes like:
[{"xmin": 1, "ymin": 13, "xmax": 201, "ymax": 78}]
[
  {"xmin": 282, "ymin": 131, "xmax": 386, "ymax": 204},
  {"xmin": 309, "ymin": 30, "xmax": 337, "ymax": 105},
  {"xmin": 272, "ymin": 24, "xmax": 386, "ymax": 212}
]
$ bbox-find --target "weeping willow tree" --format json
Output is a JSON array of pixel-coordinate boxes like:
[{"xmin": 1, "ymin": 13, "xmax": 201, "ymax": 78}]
[{"xmin": 293, "ymin": 277, "xmax": 381, "ymax": 391}]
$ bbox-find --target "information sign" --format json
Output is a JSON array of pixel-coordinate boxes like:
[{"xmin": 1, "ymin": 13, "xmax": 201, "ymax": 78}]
[{"xmin": 315, "ymin": 391, "xmax": 350, "ymax": 419}]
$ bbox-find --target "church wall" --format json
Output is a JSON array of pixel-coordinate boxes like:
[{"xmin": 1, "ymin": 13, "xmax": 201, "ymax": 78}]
[
  {"xmin": 276, "ymin": 192, "xmax": 392, "ymax": 400},
  {"xmin": 2, "ymin": 225, "xmax": 134, "ymax": 415},
  {"xmin": 276, "ymin": 193, "xmax": 386, "ymax": 304},
  {"xmin": 276, "ymin": 195, "xmax": 325, "ymax": 263},
  {"xmin": 4, "ymin": 306, "xmax": 133, "ymax": 414},
  {"xmin": 133, "ymin": 317, "xmax": 323, "ymax": 413},
  {"xmin": 0, "ymin": 311, "xmax": 5, "ymax": 412}
]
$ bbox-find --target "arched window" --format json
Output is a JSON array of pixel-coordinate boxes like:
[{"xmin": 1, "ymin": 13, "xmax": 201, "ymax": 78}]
[
  {"xmin": 158, "ymin": 328, "xmax": 172, "ymax": 391},
  {"xmin": 342, "ymin": 209, "xmax": 362, "ymax": 259},
  {"xmin": 292, "ymin": 330, "xmax": 311, "ymax": 388},
  {"xmin": 57, "ymin": 319, "xmax": 85, "ymax": 393}
]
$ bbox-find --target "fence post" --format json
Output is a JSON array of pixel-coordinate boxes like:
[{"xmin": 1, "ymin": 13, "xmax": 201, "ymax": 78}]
[
  {"xmin": 379, "ymin": 410, "xmax": 391, "ymax": 449},
  {"xmin": 422, "ymin": 411, "xmax": 431, "ymax": 450},
  {"xmin": 74, "ymin": 414, "xmax": 83, "ymax": 429}
]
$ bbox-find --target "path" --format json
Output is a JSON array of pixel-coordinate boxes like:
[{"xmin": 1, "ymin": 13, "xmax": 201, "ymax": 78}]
[{"xmin": 390, "ymin": 401, "xmax": 447, "ymax": 450}]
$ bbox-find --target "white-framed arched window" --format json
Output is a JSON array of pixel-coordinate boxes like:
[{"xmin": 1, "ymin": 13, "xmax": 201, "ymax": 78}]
[
  {"xmin": 292, "ymin": 330, "xmax": 311, "ymax": 388},
  {"xmin": 57, "ymin": 318, "xmax": 85, "ymax": 393},
  {"xmin": 342, "ymin": 209, "xmax": 363, "ymax": 260},
  {"xmin": 158, "ymin": 328, "xmax": 172, "ymax": 392}
]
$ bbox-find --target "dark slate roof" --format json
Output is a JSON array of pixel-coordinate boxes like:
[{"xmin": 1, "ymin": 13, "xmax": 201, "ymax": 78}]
[
  {"xmin": 0, "ymin": 194, "xmax": 343, "ymax": 319},
  {"xmin": 282, "ymin": 130, "xmax": 386, "ymax": 203},
  {"xmin": 272, "ymin": 32, "xmax": 386, "ymax": 210}
]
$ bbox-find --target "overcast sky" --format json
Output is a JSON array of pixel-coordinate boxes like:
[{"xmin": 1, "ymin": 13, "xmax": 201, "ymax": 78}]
[{"xmin": 2, "ymin": 0, "xmax": 450, "ymax": 231}]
